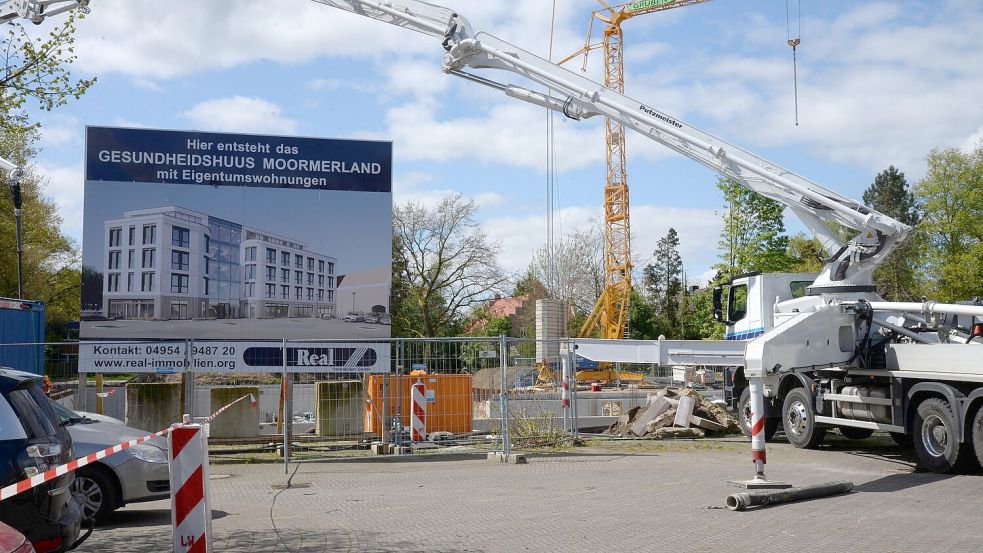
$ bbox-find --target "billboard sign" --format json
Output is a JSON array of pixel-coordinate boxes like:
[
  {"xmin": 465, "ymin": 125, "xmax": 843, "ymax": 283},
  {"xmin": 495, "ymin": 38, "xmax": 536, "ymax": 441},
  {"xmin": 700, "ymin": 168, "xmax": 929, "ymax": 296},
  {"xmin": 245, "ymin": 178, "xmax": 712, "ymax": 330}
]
[
  {"xmin": 78, "ymin": 341, "xmax": 391, "ymax": 374},
  {"xmin": 81, "ymin": 126, "xmax": 392, "ymax": 349}
]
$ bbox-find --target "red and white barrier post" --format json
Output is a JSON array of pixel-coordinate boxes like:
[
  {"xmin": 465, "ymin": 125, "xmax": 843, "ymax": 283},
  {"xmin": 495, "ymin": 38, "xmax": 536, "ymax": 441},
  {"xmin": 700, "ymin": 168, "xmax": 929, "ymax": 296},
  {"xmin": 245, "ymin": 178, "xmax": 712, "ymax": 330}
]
[
  {"xmin": 729, "ymin": 377, "xmax": 790, "ymax": 489},
  {"xmin": 560, "ymin": 355, "xmax": 571, "ymax": 432},
  {"xmin": 169, "ymin": 419, "xmax": 212, "ymax": 553},
  {"xmin": 411, "ymin": 380, "xmax": 427, "ymax": 442}
]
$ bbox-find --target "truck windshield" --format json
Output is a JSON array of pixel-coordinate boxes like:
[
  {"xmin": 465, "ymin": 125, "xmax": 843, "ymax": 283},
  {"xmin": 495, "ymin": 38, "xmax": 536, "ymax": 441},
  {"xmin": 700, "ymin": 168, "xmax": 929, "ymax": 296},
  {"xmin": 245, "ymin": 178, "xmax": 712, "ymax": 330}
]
[{"xmin": 728, "ymin": 284, "xmax": 748, "ymax": 322}]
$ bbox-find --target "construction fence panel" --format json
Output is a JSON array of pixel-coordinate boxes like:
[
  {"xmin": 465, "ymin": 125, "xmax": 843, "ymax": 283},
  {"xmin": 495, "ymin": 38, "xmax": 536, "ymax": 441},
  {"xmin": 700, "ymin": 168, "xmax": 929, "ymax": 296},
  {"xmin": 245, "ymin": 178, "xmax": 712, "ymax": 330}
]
[
  {"xmin": 283, "ymin": 337, "xmax": 509, "ymax": 463},
  {"xmin": 0, "ymin": 337, "xmax": 728, "ymax": 462},
  {"xmin": 499, "ymin": 338, "xmax": 578, "ymax": 449}
]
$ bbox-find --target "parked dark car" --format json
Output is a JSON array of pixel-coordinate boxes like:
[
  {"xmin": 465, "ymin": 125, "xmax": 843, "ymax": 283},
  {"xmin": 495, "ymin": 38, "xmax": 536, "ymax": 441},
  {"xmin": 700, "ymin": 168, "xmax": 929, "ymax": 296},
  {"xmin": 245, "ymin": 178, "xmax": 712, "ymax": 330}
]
[
  {"xmin": 0, "ymin": 521, "xmax": 33, "ymax": 553},
  {"xmin": 0, "ymin": 368, "xmax": 83, "ymax": 552}
]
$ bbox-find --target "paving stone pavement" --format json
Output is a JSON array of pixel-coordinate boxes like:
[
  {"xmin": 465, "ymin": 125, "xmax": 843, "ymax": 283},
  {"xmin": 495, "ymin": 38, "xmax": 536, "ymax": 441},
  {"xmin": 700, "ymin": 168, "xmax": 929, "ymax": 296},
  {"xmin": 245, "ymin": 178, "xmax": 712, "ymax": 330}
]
[{"xmin": 76, "ymin": 437, "xmax": 983, "ymax": 552}]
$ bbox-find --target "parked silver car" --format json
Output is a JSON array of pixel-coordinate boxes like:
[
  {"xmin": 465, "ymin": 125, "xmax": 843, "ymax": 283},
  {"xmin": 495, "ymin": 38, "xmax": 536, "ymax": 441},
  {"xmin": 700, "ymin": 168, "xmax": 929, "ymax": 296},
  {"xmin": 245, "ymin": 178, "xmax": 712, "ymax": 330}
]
[{"xmin": 49, "ymin": 402, "xmax": 169, "ymax": 523}]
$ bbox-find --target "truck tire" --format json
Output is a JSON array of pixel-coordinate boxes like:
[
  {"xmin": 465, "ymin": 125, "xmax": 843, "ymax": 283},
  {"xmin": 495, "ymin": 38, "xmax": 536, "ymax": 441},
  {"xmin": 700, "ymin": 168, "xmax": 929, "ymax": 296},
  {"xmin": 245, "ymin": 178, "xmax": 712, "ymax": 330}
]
[
  {"xmin": 838, "ymin": 426, "xmax": 874, "ymax": 440},
  {"xmin": 737, "ymin": 387, "xmax": 778, "ymax": 441},
  {"xmin": 912, "ymin": 398, "xmax": 971, "ymax": 474},
  {"xmin": 890, "ymin": 432, "xmax": 913, "ymax": 447},
  {"xmin": 782, "ymin": 388, "xmax": 826, "ymax": 449},
  {"xmin": 971, "ymin": 407, "xmax": 983, "ymax": 469}
]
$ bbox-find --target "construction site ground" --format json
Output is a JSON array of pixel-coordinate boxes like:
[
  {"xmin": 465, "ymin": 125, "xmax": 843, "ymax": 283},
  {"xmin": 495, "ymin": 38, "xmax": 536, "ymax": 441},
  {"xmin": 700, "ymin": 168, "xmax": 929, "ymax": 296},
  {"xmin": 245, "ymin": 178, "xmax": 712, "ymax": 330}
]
[{"xmin": 77, "ymin": 434, "xmax": 982, "ymax": 552}]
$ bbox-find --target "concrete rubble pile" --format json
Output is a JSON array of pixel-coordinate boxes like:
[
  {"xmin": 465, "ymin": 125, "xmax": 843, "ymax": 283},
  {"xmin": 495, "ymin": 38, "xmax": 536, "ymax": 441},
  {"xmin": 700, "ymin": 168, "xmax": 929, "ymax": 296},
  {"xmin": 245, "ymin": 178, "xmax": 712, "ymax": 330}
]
[{"xmin": 602, "ymin": 387, "xmax": 740, "ymax": 439}]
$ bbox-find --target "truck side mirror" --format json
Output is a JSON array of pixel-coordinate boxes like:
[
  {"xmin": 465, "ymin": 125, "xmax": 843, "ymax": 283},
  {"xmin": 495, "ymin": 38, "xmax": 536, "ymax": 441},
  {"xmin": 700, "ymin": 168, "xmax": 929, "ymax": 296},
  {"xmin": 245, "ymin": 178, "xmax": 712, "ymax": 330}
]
[{"xmin": 712, "ymin": 285, "xmax": 726, "ymax": 323}]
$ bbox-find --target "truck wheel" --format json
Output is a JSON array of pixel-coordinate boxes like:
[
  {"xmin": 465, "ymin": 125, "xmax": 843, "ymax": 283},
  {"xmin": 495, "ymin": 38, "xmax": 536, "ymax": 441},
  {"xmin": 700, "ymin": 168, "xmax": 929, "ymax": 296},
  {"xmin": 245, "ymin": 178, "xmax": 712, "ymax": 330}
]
[
  {"xmin": 971, "ymin": 407, "xmax": 983, "ymax": 469},
  {"xmin": 782, "ymin": 388, "xmax": 826, "ymax": 449},
  {"xmin": 737, "ymin": 387, "xmax": 778, "ymax": 441},
  {"xmin": 890, "ymin": 432, "xmax": 913, "ymax": 447},
  {"xmin": 912, "ymin": 398, "xmax": 971, "ymax": 474},
  {"xmin": 838, "ymin": 426, "xmax": 874, "ymax": 440}
]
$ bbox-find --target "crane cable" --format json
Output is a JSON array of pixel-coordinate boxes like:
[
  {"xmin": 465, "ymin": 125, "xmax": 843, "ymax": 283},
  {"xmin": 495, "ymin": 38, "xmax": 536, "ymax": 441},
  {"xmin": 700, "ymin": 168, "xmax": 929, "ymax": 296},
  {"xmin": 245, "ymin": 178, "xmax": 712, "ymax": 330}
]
[
  {"xmin": 786, "ymin": 0, "xmax": 801, "ymax": 126},
  {"xmin": 545, "ymin": 0, "xmax": 559, "ymax": 296}
]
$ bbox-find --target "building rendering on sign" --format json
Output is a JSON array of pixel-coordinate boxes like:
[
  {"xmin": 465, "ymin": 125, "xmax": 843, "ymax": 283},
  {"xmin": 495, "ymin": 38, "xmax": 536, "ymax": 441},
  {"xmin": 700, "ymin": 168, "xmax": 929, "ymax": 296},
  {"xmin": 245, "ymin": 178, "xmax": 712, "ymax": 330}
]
[{"xmin": 102, "ymin": 206, "xmax": 337, "ymax": 320}]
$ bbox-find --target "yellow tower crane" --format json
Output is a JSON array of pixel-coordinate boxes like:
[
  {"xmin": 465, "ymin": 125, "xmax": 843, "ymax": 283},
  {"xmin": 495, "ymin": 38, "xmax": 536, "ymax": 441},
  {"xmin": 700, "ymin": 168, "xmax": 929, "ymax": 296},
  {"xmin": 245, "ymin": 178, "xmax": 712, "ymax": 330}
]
[{"xmin": 558, "ymin": 0, "xmax": 715, "ymax": 382}]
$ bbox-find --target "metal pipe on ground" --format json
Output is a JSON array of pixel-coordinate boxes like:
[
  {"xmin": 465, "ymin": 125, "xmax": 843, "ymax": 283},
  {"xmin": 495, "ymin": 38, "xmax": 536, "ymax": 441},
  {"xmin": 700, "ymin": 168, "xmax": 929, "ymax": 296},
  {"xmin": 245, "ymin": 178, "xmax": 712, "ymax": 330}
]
[{"xmin": 726, "ymin": 481, "xmax": 854, "ymax": 511}]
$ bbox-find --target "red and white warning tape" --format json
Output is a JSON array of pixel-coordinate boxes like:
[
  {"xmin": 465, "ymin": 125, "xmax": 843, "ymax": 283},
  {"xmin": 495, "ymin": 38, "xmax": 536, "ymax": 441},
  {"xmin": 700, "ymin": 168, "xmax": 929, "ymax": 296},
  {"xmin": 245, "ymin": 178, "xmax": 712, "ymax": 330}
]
[
  {"xmin": 199, "ymin": 394, "xmax": 255, "ymax": 425},
  {"xmin": 0, "ymin": 425, "xmax": 172, "ymax": 501},
  {"xmin": 0, "ymin": 394, "xmax": 255, "ymax": 502},
  {"xmin": 95, "ymin": 387, "xmax": 119, "ymax": 399}
]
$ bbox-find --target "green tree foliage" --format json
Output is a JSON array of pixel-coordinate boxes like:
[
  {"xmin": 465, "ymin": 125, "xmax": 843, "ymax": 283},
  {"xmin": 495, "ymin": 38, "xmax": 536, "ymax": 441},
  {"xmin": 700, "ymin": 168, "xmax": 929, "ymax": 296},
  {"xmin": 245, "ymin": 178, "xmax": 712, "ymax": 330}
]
[
  {"xmin": 716, "ymin": 177, "xmax": 792, "ymax": 277},
  {"xmin": 862, "ymin": 166, "xmax": 922, "ymax": 301},
  {"xmin": 0, "ymin": 132, "xmax": 80, "ymax": 338},
  {"xmin": 688, "ymin": 288, "xmax": 724, "ymax": 340},
  {"xmin": 641, "ymin": 228, "xmax": 683, "ymax": 336},
  {"xmin": 787, "ymin": 233, "xmax": 824, "ymax": 273},
  {"xmin": 627, "ymin": 290, "xmax": 659, "ymax": 339},
  {"xmin": 915, "ymin": 146, "xmax": 983, "ymax": 302},
  {"xmin": 393, "ymin": 194, "xmax": 507, "ymax": 337},
  {"xmin": 1, "ymin": 10, "xmax": 95, "ymax": 136}
]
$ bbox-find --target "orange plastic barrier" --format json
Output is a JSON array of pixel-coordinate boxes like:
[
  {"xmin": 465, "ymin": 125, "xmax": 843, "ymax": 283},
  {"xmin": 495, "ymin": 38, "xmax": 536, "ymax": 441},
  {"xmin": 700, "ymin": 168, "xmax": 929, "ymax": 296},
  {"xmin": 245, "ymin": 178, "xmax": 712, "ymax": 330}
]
[{"xmin": 365, "ymin": 374, "xmax": 473, "ymax": 435}]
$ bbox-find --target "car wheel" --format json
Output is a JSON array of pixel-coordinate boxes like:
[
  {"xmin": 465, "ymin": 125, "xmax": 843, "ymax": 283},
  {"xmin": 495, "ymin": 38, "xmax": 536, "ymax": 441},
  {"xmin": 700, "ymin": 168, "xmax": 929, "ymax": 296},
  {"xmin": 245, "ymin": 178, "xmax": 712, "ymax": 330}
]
[
  {"xmin": 782, "ymin": 388, "xmax": 826, "ymax": 449},
  {"xmin": 913, "ymin": 398, "xmax": 972, "ymax": 474},
  {"xmin": 71, "ymin": 467, "xmax": 119, "ymax": 524},
  {"xmin": 737, "ymin": 387, "xmax": 778, "ymax": 441},
  {"xmin": 838, "ymin": 426, "xmax": 875, "ymax": 440}
]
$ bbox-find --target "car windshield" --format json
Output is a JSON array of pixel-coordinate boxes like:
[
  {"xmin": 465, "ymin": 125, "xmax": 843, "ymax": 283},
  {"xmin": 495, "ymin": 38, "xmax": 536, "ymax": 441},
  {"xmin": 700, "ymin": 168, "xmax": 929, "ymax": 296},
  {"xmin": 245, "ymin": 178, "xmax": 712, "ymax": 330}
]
[{"xmin": 49, "ymin": 400, "xmax": 85, "ymax": 425}]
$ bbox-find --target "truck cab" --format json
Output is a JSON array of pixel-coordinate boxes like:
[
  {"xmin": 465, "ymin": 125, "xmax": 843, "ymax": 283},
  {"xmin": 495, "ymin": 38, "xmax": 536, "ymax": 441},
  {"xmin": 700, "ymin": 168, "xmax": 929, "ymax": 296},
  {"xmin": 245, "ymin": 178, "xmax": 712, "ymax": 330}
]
[
  {"xmin": 712, "ymin": 272, "xmax": 817, "ymax": 340},
  {"xmin": 713, "ymin": 272, "xmax": 818, "ymax": 438}
]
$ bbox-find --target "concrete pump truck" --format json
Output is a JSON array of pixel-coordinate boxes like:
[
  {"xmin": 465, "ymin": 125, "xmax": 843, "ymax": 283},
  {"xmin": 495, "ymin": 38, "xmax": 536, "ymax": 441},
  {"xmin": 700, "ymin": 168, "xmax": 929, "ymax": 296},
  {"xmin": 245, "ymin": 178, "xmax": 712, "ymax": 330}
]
[{"xmin": 315, "ymin": 0, "xmax": 983, "ymax": 478}]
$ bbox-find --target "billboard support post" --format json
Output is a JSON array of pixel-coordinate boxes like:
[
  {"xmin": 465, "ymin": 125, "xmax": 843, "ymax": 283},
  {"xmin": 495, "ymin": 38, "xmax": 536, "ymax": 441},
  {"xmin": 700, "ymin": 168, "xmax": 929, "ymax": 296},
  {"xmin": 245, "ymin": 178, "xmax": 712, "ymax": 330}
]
[
  {"xmin": 95, "ymin": 373, "xmax": 103, "ymax": 415},
  {"xmin": 76, "ymin": 372, "xmax": 87, "ymax": 412},
  {"xmin": 282, "ymin": 338, "xmax": 291, "ymax": 473}
]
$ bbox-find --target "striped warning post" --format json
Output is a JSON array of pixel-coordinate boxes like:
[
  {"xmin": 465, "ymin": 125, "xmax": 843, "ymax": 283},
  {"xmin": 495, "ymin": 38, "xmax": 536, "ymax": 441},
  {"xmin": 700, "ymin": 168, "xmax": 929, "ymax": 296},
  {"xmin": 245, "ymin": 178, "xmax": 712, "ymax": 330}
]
[
  {"xmin": 748, "ymin": 377, "xmax": 767, "ymax": 475},
  {"xmin": 169, "ymin": 424, "xmax": 212, "ymax": 553},
  {"xmin": 411, "ymin": 381, "xmax": 427, "ymax": 442}
]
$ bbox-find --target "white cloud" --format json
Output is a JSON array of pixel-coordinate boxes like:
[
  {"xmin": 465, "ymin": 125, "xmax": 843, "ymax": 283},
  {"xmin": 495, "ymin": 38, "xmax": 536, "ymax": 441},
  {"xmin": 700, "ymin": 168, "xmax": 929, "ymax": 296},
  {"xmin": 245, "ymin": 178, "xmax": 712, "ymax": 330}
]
[
  {"xmin": 626, "ymin": 1, "xmax": 983, "ymax": 176},
  {"xmin": 39, "ymin": 115, "xmax": 81, "ymax": 148},
  {"xmin": 365, "ymin": 99, "xmax": 605, "ymax": 172},
  {"xmin": 393, "ymin": 171, "xmax": 504, "ymax": 211},
  {"xmin": 484, "ymin": 203, "xmax": 722, "ymax": 276},
  {"xmin": 963, "ymin": 127, "xmax": 983, "ymax": 152},
  {"xmin": 179, "ymin": 97, "xmax": 298, "ymax": 135},
  {"xmin": 35, "ymin": 162, "xmax": 85, "ymax": 242}
]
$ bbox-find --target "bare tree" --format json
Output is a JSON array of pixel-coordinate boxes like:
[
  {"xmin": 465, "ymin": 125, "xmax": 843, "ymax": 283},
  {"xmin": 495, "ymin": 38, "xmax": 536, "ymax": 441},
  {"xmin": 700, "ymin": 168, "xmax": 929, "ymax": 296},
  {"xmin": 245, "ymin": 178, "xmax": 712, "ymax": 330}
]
[
  {"xmin": 531, "ymin": 225, "xmax": 604, "ymax": 315},
  {"xmin": 394, "ymin": 194, "xmax": 508, "ymax": 337}
]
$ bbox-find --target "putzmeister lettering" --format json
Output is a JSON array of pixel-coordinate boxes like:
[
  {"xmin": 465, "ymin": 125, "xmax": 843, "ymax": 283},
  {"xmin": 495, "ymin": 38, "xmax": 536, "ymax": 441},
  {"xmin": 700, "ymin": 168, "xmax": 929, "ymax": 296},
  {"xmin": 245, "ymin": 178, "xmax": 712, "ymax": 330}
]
[{"xmin": 639, "ymin": 105, "xmax": 683, "ymax": 129}]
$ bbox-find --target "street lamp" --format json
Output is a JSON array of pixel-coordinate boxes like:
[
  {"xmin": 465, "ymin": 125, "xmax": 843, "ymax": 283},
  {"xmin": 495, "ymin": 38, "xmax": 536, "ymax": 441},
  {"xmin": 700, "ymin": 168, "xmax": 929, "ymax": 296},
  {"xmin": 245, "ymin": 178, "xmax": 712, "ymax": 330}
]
[
  {"xmin": 351, "ymin": 290, "xmax": 356, "ymax": 314},
  {"xmin": 1, "ymin": 157, "xmax": 24, "ymax": 299}
]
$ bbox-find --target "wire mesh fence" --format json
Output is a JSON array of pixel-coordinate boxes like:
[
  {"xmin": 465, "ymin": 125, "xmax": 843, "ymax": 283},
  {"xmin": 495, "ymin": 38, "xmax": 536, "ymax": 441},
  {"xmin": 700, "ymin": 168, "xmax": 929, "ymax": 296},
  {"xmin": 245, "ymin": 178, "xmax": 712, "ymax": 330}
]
[{"xmin": 0, "ymin": 337, "xmax": 730, "ymax": 466}]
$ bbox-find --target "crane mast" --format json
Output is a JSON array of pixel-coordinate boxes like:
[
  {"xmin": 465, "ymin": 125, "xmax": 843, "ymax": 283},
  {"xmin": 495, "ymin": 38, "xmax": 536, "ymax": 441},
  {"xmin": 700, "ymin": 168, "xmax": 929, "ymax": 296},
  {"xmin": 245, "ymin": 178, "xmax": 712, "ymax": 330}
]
[{"xmin": 560, "ymin": 0, "xmax": 716, "ymax": 342}]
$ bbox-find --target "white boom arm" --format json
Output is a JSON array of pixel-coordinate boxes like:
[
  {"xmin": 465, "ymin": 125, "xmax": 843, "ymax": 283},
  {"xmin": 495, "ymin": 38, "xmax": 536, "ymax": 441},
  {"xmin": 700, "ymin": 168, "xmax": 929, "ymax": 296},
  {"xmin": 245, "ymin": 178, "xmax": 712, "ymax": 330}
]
[
  {"xmin": 0, "ymin": 0, "xmax": 88, "ymax": 24},
  {"xmin": 0, "ymin": 156, "xmax": 23, "ymax": 185},
  {"xmin": 316, "ymin": 0, "xmax": 911, "ymax": 291}
]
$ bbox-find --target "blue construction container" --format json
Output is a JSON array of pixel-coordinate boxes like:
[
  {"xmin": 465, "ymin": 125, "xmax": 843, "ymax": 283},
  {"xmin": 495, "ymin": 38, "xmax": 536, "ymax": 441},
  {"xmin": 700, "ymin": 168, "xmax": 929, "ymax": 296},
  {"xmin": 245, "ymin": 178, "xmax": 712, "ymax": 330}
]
[{"xmin": 0, "ymin": 297, "xmax": 45, "ymax": 375}]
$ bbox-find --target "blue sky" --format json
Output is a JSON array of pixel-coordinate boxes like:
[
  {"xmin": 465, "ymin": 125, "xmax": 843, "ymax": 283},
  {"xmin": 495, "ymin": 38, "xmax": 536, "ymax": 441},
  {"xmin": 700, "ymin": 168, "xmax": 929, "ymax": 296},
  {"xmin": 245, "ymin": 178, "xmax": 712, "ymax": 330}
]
[{"xmin": 25, "ymin": 0, "xmax": 983, "ymax": 284}]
